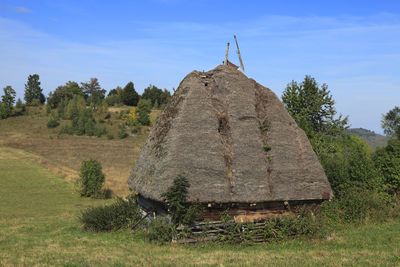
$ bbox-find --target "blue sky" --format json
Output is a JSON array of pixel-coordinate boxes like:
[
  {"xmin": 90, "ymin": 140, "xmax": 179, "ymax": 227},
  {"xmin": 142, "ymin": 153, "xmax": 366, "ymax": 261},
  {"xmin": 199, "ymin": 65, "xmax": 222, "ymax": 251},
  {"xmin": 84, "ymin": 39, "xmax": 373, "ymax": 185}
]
[{"xmin": 0, "ymin": 0, "xmax": 399, "ymax": 133}]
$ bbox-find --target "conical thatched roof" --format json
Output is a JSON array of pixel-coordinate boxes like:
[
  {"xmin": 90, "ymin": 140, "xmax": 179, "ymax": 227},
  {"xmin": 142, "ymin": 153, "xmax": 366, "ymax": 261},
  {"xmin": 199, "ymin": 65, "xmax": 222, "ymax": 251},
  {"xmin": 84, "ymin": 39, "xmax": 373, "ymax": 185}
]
[{"xmin": 128, "ymin": 65, "xmax": 332, "ymax": 203}]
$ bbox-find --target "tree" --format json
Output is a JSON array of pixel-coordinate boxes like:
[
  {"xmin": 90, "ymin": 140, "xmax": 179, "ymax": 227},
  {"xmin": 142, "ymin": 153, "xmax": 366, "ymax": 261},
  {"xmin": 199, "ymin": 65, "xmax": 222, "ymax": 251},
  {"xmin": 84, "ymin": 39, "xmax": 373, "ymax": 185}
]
[
  {"xmin": 121, "ymin": 82, "xmax": 139, "ymax": 106},
  {"xmin": 105, "ymin": 86, "xmax": 123, "ymax": 106},
  {"xmin": 382, "ymin": 106, "xmax": 400, "ymax": 140},
  {"xmin": 24, "ymin": 74, "xmax": 45, "ymax": 105},
  {"xmin": 0, "ymin": 86, "xmax": 16, "ymax": 119},
  {"xmin": 77, "ymin": 159, "xmax": 105, "ymax": 198},
  {"xmin": 161, "ymin": 174, "xmax": 190, "ymax": 225},
  {"xmin": 373, "ymin": 139, "xmax": 400, "ymax": 194},
  {"xmin": 47, "ymin": 81, "xmax": 83, "ymax": 108},
  {"xmin": 281, "ymin": 76, "xmax": 386, "ymax": 196},
  {"xmin": 108, "ymin": 86, "xmax": 123, "ymax": 96},
  {"xmin": 282, "ymin": 75, "xmax": 348, "ymax": 137},
  {"xmin": 81, "ymin": 78, "xmax": 106, "ymax": 106},
  {"xmin": 142, "ymin": 84, "xmax": 171, "ymax": 108},
  {"xmin": 15, "ymin": 98, "xmax": 24, "ymax": 109},
  {"xmin": 136, "ymin": 98, "xmax": 152, "ymax": 125},
  {"xmin": 317, "ymin": 133, "xmax": 383, "ymax": 195}
]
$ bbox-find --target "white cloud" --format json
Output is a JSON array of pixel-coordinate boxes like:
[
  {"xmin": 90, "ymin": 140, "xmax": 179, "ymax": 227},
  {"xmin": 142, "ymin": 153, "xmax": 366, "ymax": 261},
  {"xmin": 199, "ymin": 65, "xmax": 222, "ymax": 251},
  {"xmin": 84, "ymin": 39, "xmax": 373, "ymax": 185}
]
[
  {"xmin": 14, "ymin": 6, "xmax": 32, "ymax": 13},
  {"xmin": 0, "ymin": 13, "xmax": 399, "ymax": 132}
]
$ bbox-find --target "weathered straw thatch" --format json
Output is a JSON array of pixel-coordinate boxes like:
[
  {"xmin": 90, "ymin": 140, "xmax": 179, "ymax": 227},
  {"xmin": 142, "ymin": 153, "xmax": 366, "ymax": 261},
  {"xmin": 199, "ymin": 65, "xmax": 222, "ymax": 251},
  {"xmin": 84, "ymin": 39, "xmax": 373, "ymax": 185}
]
[{"xmin": 128, "ymin": 65, "xmax": 332, "ymax": 204}]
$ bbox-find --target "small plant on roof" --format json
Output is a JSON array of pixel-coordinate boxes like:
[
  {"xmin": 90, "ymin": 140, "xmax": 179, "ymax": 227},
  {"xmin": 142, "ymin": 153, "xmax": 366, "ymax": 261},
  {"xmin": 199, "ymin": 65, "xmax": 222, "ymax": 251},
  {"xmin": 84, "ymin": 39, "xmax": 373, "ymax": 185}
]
[
  {"xmin": 263, "ymin": 145, "xmax": 272, "ymax": 152},
  {"xmin": 259, "ymin": 120, "xmax": 271, "ymax": 132},
  {"xmin": 161, "ymin": 174, "xmax": 190, "ymax": 225}
]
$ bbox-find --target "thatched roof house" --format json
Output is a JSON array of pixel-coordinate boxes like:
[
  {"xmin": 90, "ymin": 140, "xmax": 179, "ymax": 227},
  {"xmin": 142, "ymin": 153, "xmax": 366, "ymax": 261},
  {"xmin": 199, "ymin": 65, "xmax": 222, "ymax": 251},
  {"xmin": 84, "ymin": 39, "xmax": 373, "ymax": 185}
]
[{"xmin": 128, "ymin": 65, "xmax": 332, "ymax": 221}]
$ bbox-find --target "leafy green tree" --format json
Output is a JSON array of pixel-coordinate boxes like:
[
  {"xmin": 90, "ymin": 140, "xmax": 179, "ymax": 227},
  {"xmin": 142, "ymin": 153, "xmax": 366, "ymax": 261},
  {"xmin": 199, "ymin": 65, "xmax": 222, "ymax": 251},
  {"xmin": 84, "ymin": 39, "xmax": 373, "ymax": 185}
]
[
  {"xmin": 281, "ymin": 76, "xmax": 386, "ymax": 196},
  {"xmin": 81, "ymin": 78, "xmax": 106, "ymax": 106},
  {"xmin": 105, "ymin": 94, "xmax": 122, "ymax": 106},
  {"xmin": 373, "ymin": 137, "xmax": 400, "ymax": 194},
  {"xmin": 24, "ymin": 74, "xmax": 45, "ymax": 105},
  {"xmin": 316, "ymin": 133, "xmax": 383, "ymax": 195},
  {"xmin": 136, "ymin": 98, "xmax": 152, "ymax": 125},
  {"xmin": 73, "ymin": 108, "xmax": 96, "ymax": 136},
  {"xmin": 0, "ymin": 103, "xmax": 8, "ymax": 119},
  {"xmin": 15, "ymin": 98, "xmax": 24, "ymax": 109},
  {"xmin": 282, "ymin": 75, "xmax": 348, "ymax": 137},
  {"xmin": 47, "ymin": 81, "xmax": 83, "ymax": 108},
  {"xmin": 117, "ymin": 123, "xmax": 128, "ymax": 139},
  {"xmin": 46, "ymin": 112, "xmax": 60, "ymax": 128},
  {"xmin": 0, "ymin": 86, "xmax": 16, "ymax": 119},
  {"xmin": 142, "ymin": 85, "xmax": 171, "ymax": 108},
  {"xmin": 161, "ymin": 174, "xmax": 190, "ymax": 225},
  {"xmin": 106, "ymin": 86, "xmax": 123, "ymax": 106},
  {"xmin": 108, "ymin": 86, "xmax": 123, "ymax": 96},
  {"xmin": 65, "ymin": 95, "xmax": 86, "ymax": 120},
  {"xmin": 121, "ymin": 82, "xmax": 139, "ymax": 106},
  {"xmin": 77, "ymin": 159, "xmax": 105, "ymax": 198},
  {"xmin": 382, "ymin": 106, "xmax": 400, "ymax": 140}
]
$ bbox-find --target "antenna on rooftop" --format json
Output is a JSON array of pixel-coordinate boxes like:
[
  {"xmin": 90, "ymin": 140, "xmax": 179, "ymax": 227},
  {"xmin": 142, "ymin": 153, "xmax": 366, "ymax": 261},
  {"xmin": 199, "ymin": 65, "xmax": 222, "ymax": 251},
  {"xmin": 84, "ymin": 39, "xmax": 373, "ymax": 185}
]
[{"xmin": 234, "ymin": 35, "xmax": 245, "ymax": 73}]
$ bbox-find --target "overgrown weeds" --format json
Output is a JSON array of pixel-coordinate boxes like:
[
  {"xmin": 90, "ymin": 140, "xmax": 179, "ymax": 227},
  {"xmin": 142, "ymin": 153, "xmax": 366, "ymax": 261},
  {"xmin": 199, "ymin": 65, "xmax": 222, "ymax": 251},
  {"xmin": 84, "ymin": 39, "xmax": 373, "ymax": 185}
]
[
  {"xmin": 79, "ymin": 194, "xmax": 141, "ymax": 232},
  {"xmin": 144, "ymin": 217, "xmax": 177, "ymax": 243}
]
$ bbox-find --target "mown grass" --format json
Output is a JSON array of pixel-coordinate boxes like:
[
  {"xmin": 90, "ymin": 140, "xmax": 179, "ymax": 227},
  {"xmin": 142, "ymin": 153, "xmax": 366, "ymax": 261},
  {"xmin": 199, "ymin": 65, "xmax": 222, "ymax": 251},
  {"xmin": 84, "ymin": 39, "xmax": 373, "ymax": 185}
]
[
  {"xmin": 0, "ymin": 106, "xmax": 160, "ymax": 197},
  {"xmin": 0, "ymin": 146, "xmax": 399, "ymax": 266}
]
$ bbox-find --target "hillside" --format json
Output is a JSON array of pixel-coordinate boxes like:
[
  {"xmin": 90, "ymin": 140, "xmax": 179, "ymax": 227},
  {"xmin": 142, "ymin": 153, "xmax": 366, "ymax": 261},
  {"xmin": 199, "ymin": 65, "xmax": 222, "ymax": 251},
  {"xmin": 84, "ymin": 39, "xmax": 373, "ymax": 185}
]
[
  {"xmin": 0, "ymin": 106, "xmax": 160, "ymax": 197},
  {"xmin": 346, "ymin": 128, "xmax": 389, "ymax": 149}
]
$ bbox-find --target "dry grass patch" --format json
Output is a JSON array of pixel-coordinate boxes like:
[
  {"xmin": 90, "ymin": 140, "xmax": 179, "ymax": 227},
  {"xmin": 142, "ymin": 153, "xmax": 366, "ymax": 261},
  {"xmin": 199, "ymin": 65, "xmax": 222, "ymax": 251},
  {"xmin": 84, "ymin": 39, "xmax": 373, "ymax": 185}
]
[{"xmin": 0, "ymin": 107, "xmax": 150, "ymax": 196}]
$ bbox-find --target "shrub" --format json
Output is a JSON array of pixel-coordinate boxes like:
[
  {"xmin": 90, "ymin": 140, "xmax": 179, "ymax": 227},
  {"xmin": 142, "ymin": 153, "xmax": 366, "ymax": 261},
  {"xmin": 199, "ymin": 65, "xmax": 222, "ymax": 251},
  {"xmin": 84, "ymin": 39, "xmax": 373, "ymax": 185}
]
[
  {"xmin": 0, "ymin": 102, "xmax": 11, "ymax": 119},
  {"xmin": 145, "ymin": 217, "xmax": 176, "ymax": 243},
  {"xmin": 217, "ymin": 207, "xmax": 322, "ymax": 244},
  {"xmin": 47, "ymin": 118, "xmax": 59, "ymax": 128},
  {"xmin": 315, "ymin": 133, "xmax": 383, "ymax": 195},
  {"xmin": 93, "ymin": 101, "xmax": 109, "ymax": 121},
  {"xmin": 77, "ymin": 159, "xmax": 105, "ymax": 198},
  {"xmin": 136, "ymin": 99, "xmax": 152, "ymax": 126},
  {"xmin": 30, "ymin": 98, "xmax": 42, "ymax": 106},
  {"xmin": 161, "ymin": 174, "xmax": 190, "ymax": 225},
  {"xmin": 262, "ymin": 216, "xmax": 297, "ymax": 242},
  {"xmin": 373, "ymin": 139, "xmax": 400, "ymax": 194},
  {"xmin": 15, "ymin": 98, "xmax": 24, "ymax": 109},
  {"xmin": 57, "ymin": 98, "xmax": 67, "ymax": 119},
  {"xmin": 65, "ymin": 95, "xmax": 85, "ymax": 120},
  {"xmin": 118, "ymin": 109, "xmax": 130, "ymax": 119},
  {"xmin": 123, "ymin": 107, "xmax": 137, "ymax": 126},
  {"xmin": 105, "ymin": 94, "xmax": 121, "ymax": 106},
  {"xmin": 130, "ymin": 125, "xmax": 141, "ymax": 135},
  {"xmin": 46, "ymin": 104, "xmax": 51, "ymax": 115},
  {"xmin": 320, "ymin": 188, "xmax": 391, "ymax": 225},
  {"xmin": 107, "ymin": 133, "xmax": 114, "ymax": 140},
  {"xmin": 59, "ymin": 125, "xmax": 74, "ymax": 135},
  {"xmin": 46, "ymin": 111, "xmax": 60, "ymax": 128},
  {"xmin": 80, "ymin": 195, "xmax": 141, "ymax": 232},
  {"xmin": 118, "ymin": 123, "xmax": 128, "ymax": 139}
]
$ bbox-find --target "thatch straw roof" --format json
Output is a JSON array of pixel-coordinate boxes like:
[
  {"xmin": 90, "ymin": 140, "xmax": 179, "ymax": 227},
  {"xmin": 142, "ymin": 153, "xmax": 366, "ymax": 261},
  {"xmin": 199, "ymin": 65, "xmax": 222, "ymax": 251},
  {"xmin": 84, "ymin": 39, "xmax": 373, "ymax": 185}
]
[{"xmin": 128, "ymin": 65, "xmax": 332, "ymax": 203}]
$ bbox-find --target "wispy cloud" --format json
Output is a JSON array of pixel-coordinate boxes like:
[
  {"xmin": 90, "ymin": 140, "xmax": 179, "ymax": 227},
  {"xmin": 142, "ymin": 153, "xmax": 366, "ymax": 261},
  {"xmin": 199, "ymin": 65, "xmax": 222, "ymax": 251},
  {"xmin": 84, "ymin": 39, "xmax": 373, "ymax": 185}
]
[
  {"xmin": 14, "ymin": 6, "xmax": 32, "ymax": 13},
  {"xmin": 0, "ymin": 13, "xmax": 399, "ymax": 132}
]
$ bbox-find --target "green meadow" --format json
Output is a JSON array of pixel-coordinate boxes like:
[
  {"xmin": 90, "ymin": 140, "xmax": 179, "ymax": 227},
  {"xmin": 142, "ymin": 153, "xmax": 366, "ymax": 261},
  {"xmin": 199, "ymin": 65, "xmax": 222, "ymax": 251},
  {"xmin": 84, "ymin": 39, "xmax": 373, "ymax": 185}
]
[{"xmin": 0, "ymin": 146, "xmax": 399, "ymax": 266}]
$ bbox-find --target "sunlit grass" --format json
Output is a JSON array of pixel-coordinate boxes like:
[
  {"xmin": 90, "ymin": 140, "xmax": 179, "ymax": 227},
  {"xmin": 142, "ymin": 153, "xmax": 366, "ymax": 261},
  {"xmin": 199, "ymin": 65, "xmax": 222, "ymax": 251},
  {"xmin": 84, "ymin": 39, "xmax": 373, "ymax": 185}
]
[
  {"xmin": 0, "ymin": 106, "xmax": 151, "ymax": 197},
  {"xmin": 0, "ymin": 146, "xmax": 399, "ymax": 266}
]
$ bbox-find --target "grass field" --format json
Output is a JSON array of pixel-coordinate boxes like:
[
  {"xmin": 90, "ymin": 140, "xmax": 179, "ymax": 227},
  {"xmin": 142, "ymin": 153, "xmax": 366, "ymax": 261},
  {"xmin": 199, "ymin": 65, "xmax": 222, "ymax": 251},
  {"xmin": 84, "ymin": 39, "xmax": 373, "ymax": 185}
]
[
  {"xmin": 1, "ymin": 146, "xmax": 400, "ymax": 266},
  {"xmin": 0, "ymin": 106, "xmax": 158, "ymax": 197}
]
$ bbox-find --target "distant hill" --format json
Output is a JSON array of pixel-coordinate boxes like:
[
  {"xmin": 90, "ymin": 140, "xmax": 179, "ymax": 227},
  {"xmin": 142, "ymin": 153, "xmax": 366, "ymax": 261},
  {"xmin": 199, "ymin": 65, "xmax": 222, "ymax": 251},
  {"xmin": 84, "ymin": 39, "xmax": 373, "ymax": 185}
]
[{"xmin": 346, "ymin": 128, "xmax": 389, "ymax": 149}]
